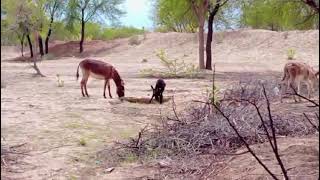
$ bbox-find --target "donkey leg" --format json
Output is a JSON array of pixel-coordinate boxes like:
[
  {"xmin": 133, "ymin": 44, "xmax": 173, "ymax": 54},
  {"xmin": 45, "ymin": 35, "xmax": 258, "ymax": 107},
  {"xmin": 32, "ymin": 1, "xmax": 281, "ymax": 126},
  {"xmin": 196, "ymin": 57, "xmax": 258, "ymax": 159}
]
[
  {"xmin": 159, "ymin": 94, "xmax": 163, "ymax": 104},
  {"xmin": 81, "ymin": 80, "xmax": 85, "ymax": 97},
  {"xmin": 103, "ymin": 80, "xmax": 107, "ymax": 98},
  {"xmin": 296, "ymin": 81, "xmax": 302, "ymax": 102},
  {"xmin": 149, "ymin": 95, "xmax": 154, "ymax": 103},
  {"xmin": 84, "ymin": 80, "xmax": 89, "ymax": 97},
  {"xmin": 307, "ymin": 81, "xmax": 312, "ymax": 99},
  {"xmin": 107, "ymin": 80, "xmax": 112, "ymax": 98}
]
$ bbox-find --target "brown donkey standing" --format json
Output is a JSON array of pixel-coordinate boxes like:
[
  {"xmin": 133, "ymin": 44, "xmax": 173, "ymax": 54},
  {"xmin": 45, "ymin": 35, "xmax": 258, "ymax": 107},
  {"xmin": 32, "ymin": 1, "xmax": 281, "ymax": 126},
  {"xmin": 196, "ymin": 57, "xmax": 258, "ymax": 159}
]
[
  {"xmin": 76, "ymin": 59, "xmax": 125, "ymax": 98},
  {"xmin": 280, "ymin": 62, "xmax": 319, "ymax": 103}
]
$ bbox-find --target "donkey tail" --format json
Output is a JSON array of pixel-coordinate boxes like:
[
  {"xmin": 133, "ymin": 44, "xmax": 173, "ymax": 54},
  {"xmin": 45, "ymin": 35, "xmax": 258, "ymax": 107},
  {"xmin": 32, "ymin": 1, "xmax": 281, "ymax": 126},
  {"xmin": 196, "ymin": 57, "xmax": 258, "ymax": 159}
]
[{"xmin": 76, "ymin": 63, "xmax": 80, "ymax": 81}]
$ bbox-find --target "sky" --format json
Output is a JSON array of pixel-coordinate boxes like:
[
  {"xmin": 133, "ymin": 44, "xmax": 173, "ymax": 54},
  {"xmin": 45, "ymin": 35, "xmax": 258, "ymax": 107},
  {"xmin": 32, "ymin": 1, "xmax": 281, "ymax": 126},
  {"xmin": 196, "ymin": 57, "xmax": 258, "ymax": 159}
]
[{"xmin": 120, "ymin": 0, "xmax": 154, "ymax": 30}]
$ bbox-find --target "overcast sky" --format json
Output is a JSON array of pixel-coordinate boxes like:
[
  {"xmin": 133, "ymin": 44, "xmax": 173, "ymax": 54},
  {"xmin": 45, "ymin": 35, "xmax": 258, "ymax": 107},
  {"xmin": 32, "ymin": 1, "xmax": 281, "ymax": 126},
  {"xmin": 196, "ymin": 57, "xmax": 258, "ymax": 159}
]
[{"xmin": 120, "ymin": 0, "xmax": 154, "ymax": 29}]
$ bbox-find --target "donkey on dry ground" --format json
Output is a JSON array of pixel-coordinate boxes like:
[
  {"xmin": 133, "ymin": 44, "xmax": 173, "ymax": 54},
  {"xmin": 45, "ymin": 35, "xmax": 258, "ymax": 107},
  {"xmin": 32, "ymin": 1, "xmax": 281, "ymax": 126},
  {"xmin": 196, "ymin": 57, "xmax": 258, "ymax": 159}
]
[
  {"xmin": 76, "ymin": 59, "xmax": 125, "ymax": 98},
  {"xmin": 149, "ymin": 79, "xmax": 166, "ymax": 104},
  {"xmin": 280, "ymin": 62, "xmax": 319, "ymax": 103}
]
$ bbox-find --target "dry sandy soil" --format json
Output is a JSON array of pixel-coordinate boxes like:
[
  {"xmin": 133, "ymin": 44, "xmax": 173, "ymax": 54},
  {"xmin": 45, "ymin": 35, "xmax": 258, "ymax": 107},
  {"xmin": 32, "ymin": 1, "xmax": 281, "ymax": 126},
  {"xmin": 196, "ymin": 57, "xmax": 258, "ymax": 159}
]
[{"xmin": 1, "ymin": 29, "xmax": 319, "ymax": 179}]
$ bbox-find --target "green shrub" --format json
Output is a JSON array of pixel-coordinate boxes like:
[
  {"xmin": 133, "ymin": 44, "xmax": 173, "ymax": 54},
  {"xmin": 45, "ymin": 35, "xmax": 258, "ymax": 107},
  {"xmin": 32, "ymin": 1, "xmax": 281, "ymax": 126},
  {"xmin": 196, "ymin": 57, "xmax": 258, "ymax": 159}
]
[
  {"xmin": 78, "ymin": 138, "xmax": 87, "ymax": 146},
  {"xmin": 287, "ymin": 48, "xmax": 295, "ymax": 60},
  {"xmin": 207, "ymin": 84, "xmax": 220, "ymax": 106},
  {"xmin": 215, "ymin": 32, "xmax": 225, "ymax": 44},
  {"xmin": 101, "ymin": 26, "xmax": 144, "ymax": 40},
  {"xmin": 128, "ymin": 35, "xmax": 141, "ymax": 45},
  {"xmin": 140, "ymin": 49, "xmax": 202, "ymax": 78},
  {"xmin": 43, "ymin": 53, "xmax": 56, "ymax": 60}
]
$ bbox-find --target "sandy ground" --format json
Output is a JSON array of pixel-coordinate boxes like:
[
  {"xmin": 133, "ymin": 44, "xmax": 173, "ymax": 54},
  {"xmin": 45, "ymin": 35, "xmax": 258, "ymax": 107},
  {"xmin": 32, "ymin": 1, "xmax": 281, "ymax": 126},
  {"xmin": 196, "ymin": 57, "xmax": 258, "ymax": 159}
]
[{"xmin": 1, "ymin": 29, "xmax": 319, "ymax": 179}]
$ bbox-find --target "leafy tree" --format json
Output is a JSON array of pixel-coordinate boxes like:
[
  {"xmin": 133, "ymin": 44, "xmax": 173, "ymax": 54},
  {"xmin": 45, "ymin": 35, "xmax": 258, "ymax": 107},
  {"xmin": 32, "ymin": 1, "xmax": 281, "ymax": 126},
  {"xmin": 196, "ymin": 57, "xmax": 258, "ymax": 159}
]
[
  {"xmin": 66, "ymin": 0, "xmax": 125, "ymax": 53},
  {"xmin": 205, "ymin": 0, "xmax": 228, "ymax": 70},
  {"xmin": 4, "ymin": 0, "xmax": 45, "ymax": 75},
  {"xmin": 153, "ymin": 0, "xmax": 198, "ymax": 32},
  {"xmin": 44, "ymin": 0, "xmax": 65, "ymax": 54},
  {"xmin": 189, "ymin": 0, "xmax": 209, "ymax": 69},
  {"xmin": 240, "ymin": 0, "xmax": 319, "ymax": 31}
]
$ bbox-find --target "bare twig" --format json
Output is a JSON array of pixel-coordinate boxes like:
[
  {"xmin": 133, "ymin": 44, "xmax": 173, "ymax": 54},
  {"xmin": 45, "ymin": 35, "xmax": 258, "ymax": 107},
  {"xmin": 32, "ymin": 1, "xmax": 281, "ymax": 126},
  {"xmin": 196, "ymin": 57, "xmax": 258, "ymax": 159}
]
[
  {"xmin": 262, "ymin": 84, "xmax": 289, "ymax": 180},
  {"xmin": 212, "ymin": 103, "xmax": 280, "ymax": 180},
  {"xmin": 9, "ymin": 143, "xmax": 27, "ymax": 149},
  {"xmin": 303, "ymin": 113, "xmax": 319, "ymax": 131},
  {"xmin": 290, "ymin": 85, "xmax": 319, "ymax": 107},
  {"xmin": 172, "ymin": 95, "xmax": 183, "ymax": 124}
]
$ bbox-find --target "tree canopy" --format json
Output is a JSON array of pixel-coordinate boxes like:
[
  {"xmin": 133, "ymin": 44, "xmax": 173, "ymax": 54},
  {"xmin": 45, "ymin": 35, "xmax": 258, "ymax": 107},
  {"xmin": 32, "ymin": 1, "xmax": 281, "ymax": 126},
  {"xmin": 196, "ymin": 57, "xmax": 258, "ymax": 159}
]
[{"xmin": 240, "ymin": 0, "xmax": 319, "ymax": 31}]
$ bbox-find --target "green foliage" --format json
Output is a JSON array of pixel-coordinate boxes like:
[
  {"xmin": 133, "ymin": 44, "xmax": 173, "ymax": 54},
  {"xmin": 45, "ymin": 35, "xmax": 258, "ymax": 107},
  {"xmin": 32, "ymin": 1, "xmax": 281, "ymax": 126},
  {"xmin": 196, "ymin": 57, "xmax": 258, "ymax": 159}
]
[
  {"xmin": 65, "ymin": 0, "xmax": 125, "ymax": 27},
  {"xmin": 215, "ymin": 32, "xmax": 225, "ymax": 44},
  {"xmin": 101, "ymin": 26, "xmax": 144, "ymax": 40},
  {"xmin": 241, "ymin": 0, "xmax": 319, "ymax": 31},
  {"xmin": 140, "ymin": 49, "xmax": 202, "ymax": 78},
  {"xmin": 207, "ymin": 84, "xmax": 220, "ymax": 106},
  {"xmin": 153, "ymin": 0, "xmax": 198, "ymax": 32},
  {"xmin": 287, "ymin": 48, "xmax": 296, "ymax": 60},
  {"xmin": 78, "ymin": 138, "xmax": 87, "ymax": 146},
  {"xmin": 128, "ymin": 35, "xmax": 141, "ymax": 45}
]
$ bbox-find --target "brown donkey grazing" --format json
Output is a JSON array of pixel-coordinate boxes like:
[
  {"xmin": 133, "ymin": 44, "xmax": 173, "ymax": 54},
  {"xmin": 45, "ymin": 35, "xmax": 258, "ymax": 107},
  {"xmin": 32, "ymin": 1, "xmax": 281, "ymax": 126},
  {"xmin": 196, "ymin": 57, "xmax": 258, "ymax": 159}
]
[
  {"xmin": 149, "ymin": 79, "xmax": 166, "ymax": 104},
  {"xmin": 76, "ymin": 59, "xmax": 125, "ymax": 98},
  {"xmin": 280, "ymin": 62, "xmax": 319, "ymax": 103}
]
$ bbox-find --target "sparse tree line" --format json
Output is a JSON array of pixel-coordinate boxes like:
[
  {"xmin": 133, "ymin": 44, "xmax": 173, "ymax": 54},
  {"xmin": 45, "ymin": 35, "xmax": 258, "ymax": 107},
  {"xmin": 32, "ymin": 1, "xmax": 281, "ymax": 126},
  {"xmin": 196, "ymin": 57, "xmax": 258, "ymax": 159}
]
[
  {"xmin": 1, "ymin": 0, "xmax": 125, "ymax": 57},
  {"xmin": 152, "ymin": 0, "xmax": 319, "ymax": 70},
  {"xmin": 1, "ymin": 0, "xmax": 319, "ymax": 71}
]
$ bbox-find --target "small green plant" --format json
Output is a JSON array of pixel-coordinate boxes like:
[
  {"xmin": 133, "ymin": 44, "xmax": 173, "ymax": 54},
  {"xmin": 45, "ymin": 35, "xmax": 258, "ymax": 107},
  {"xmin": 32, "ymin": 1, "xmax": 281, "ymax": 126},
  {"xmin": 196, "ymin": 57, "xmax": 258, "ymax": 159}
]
[
  {"xmin": 139, "ymin": 49, "xmax": 201, "ymax": 78},
  {"xmin": 128, "ymin": 35, "xmax": 141, "ymax": 45},
  {"xmin": 122, "ymin": 152, "xmax": 138, "ymax": 163},
  {"xmin": 215, "ymin": 32, "xmax": 225, "ymax": 44},
  {"xmin": 78, "ymin": 138, "xmax": 87, "ymax": 146},
  {"xmin": 56, "ymin": 74, "xmax": 64, "ymax": 87},
  {"xmin": 43, "ymin": 53, "xmax": 56, "ymax": 60},
  {"xmin": 287, "ymin": 48, "xmax": 295, "ymax": 60},
  {"xmin": 207, "ymin": 85, "xmax": 220, "ymax": 106}
]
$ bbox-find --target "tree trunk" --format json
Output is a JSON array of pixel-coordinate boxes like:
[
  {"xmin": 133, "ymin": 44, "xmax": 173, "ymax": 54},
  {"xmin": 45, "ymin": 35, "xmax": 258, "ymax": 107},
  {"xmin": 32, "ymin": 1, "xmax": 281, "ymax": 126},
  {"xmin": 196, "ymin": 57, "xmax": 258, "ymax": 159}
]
[
  {"xmin": 198, "ymin": 23, "xmax": 205, "ymax": 69},
  {"xmin": 205, "ymin": 0, "xmax": 221, "ymax": 70},
  {"xmin": 45, "ymin": 17, "xmax": 54, "ymax": 54},
  {"xmin": 38, "ymin": 35, "xmax": 44, "ymax": 56},
  {"xmin": 20, "ymin": 34, "xmax": 25, "ymax": 57},
  {"xmin": 80, "ymin": 9, "xmax": 85, "ymax": 53},
  {"xmin": 27, "ymin": 34, "xmax": 33, "ymax": 58},
  {"xmin": 205, "ymin": 13, "xmax": 214, "ymax": 70},
  {"xmin": 33, "ymin": 31, "xmax": 45, "ymax": 77}
]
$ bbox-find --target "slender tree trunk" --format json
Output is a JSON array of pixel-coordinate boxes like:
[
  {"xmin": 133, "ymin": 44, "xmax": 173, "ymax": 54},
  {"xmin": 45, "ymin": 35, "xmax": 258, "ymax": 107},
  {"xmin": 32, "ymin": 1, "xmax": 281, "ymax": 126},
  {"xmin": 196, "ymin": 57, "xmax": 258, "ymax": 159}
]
[
  {"xmin": 38, "ymin": 35, "xmax": 44, "ymax": 56},
  {"xmin": 206, "ymin": 0, "xmax": 222, "ymax": 70},
  {"xmin": 198, "ymin": 23, "xmax": 205, "ymax": 69},
  {"xmin": 45, "ymin": 17, "xmax": 54, "ymax": 54},
  {"xmin": 205, "ymin": 13, "xmax": 214, "ymax": 70},
  {"xmin": 33, "ymin": 31, "xmax": 45, "ymax": 77},
  {"xmin": 20, "ymin": 34, "xmax": 25, "ymax": 57},
  {"xmin": 80, "ymin": 9, "xmax": 85, "ymax": 53},
  {"xmin": 27, "ymin": 34, "xmax": 33, "ymax": 58}
]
